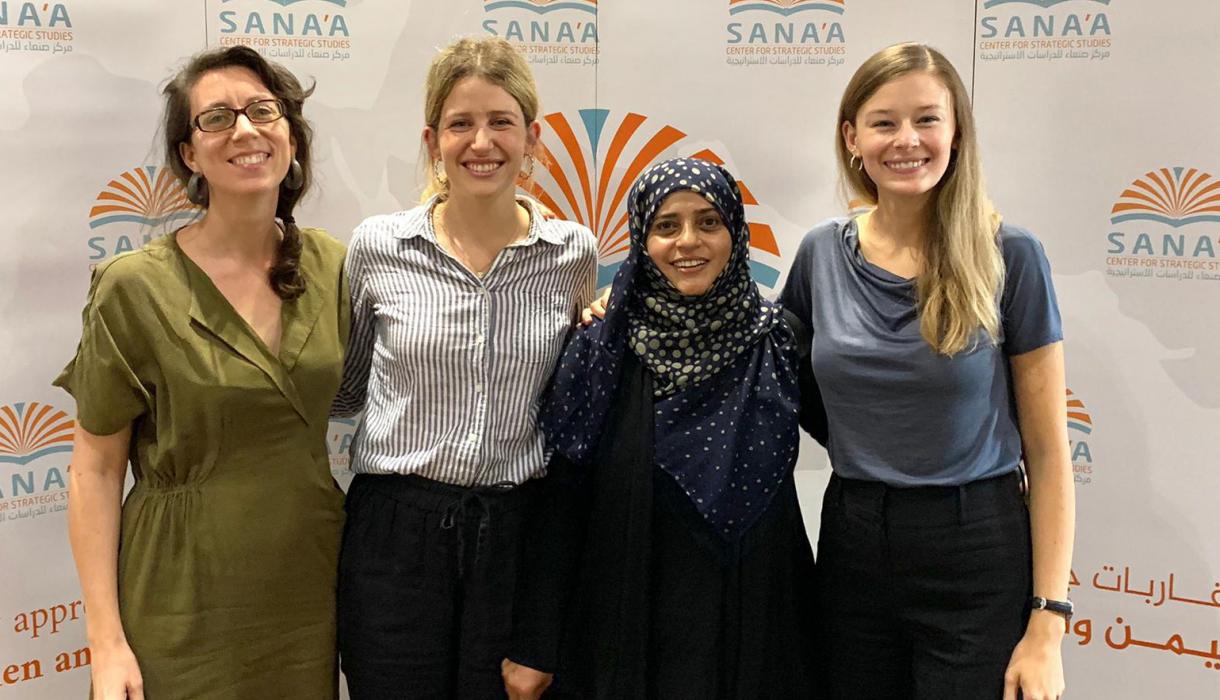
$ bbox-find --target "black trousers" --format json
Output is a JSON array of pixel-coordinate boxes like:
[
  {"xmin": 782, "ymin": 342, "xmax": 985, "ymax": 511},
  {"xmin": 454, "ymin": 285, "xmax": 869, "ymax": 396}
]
[
  {"xmin": 338, "ymin": 473, "xmax": 534, "ymax": 700},
  {"xmin": 816, "ymin": 470, "xmax": 1032, "ymax": 700}
]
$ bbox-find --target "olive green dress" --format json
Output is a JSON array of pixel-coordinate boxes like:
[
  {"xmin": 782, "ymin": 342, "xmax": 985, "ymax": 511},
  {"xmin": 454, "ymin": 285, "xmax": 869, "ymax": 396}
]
[{"xmin": 54, "ymin": 228, "xmax": 348, "ymax": 699}]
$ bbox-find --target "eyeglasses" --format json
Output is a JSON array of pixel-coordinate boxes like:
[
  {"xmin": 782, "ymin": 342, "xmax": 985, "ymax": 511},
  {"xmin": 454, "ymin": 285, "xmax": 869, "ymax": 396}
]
[{"xmin": 191, "ymin": 99, "xmax": 285, "ymax": 133}]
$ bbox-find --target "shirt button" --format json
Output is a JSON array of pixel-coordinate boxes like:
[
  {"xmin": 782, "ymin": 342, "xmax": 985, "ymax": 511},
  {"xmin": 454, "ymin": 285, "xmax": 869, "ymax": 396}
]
[{"xmin": 467, "ymin": 431, "xmax": 479, "ymax": 444}]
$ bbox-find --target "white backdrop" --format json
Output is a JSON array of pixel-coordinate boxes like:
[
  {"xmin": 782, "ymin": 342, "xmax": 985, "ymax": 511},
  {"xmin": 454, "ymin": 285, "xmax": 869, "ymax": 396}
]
[{"xmin": 2, "ymin": 1, "xmax": 1218, "ymax": 697}]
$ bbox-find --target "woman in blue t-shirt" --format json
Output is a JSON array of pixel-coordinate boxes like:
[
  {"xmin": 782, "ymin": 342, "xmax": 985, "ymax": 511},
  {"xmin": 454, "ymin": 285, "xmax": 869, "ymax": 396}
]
[{"xmin": 780, "ymin": 43, "xmax": 1074, "ymax": 700}]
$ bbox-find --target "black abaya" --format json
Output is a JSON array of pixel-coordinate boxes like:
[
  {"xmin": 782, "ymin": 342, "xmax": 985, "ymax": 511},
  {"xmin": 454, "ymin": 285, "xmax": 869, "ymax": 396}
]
[{"xmin": 510, "ymin": 350, "xmax": 822, "ymax": 700}]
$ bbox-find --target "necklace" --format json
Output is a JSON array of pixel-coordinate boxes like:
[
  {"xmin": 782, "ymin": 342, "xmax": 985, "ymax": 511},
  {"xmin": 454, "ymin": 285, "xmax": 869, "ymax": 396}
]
[
  {"xmin": 432, "ymin": 200, "xmax": 533, "ymax": 279},
  {"xmin": 433, "ymin": 203, "xmax": 492, "ymax": 277}
]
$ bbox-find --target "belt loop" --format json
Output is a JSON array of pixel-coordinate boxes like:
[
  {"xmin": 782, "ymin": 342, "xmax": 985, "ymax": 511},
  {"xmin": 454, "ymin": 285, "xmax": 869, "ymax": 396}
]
[{"xmin": 957, "ymin": 484, "xmax": 968, "ymax": 524}]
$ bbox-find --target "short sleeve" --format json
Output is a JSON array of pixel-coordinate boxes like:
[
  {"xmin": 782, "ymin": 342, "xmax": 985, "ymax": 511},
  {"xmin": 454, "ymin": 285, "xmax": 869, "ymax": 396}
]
[
  {"xmin": 53, "ymin": 265, "xmax": 151, "ymax": 435},
  {"xmin": 778, "ymin": 230, "xmax": 817, "ymax": 325},
  {"xmin": 999, "ymin": 225, "xmax": 1063, "ymax": 356}
]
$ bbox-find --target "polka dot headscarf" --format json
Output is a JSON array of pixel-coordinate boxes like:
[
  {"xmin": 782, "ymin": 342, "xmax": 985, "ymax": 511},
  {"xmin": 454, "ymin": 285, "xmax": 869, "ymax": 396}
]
[{"xmin": 625, "ymin": 157, "xmax": 780, "ymax": 397}]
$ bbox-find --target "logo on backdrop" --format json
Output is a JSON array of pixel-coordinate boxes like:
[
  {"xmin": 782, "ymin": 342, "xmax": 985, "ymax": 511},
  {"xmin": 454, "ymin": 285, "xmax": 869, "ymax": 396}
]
[
  {"xmin": 725, "ymin": 0, "xmax": 848, "ymax": 68},
  {"xmin": 0, "ymin": 1, "xmax": 75, "ymax": 55},
  {"xmin": 216, "ymin": 0, "xmax": 352, "ymax": 62},
  {"xmin": 237, "ymin": 0, "xmax": 347, "ymax": 5},
  {"xmin": 527, "ymin": 109, "xmax": 783, "ymax": 290},
  {"xmin": 978, "ymin": 0, "xmax": 1113, "ymax": 62},
  {"xmin": 985, "ymin": 0, "xmax": 1109, "ymax": 5},
  {"xmin": 0, "ymin": 402, "xmax": 73, "ymax": 523},
  {"xmin": 1066, "ymin": 388, "xmax": 1096, "ymax": 485},
  {"xmin": 86, "ymin": 166, "xmax": 200, "ymax": 267},
  {"xmin": 1104, "ymin": 166, "xmax": 1220, "ymax": 282},
  {"xmin": 327, "ymin": 417, "xmax": 356, "ymax": 477},
  {"xmin": 482, "ymin": 0, "xmax": 598, "ymax": 66}
]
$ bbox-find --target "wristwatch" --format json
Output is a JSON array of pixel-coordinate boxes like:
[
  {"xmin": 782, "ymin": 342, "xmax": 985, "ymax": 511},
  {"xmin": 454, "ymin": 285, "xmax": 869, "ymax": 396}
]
[{"xmin": 1030, "ymin": 596, "xmax": 1074, "ymax": 620}]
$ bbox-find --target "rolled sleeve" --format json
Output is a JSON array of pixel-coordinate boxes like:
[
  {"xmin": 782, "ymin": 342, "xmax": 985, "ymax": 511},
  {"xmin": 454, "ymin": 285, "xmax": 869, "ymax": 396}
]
[{"xmin": 53, "ymin": 269, "xmax": 150, "ymax": 435}]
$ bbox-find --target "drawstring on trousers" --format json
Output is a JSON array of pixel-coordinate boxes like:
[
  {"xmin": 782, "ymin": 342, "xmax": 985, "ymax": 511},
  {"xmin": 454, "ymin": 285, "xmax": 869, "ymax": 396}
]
[{"xmin": 438, "ymin": 482, "xmax": 515, "ymax": 578}]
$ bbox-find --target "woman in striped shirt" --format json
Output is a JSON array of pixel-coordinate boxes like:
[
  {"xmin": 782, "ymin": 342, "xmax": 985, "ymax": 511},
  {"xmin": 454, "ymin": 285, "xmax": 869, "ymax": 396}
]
[{"xmin": 331, "ymin": 37, "xmax": 596, "ymax": 699}]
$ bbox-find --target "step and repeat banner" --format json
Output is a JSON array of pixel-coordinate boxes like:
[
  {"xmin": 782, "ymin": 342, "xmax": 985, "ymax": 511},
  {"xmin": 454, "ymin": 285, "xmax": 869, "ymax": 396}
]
[{"xmin": 2, "ymin": 1, "xmax": 1217, "ymax": 697}]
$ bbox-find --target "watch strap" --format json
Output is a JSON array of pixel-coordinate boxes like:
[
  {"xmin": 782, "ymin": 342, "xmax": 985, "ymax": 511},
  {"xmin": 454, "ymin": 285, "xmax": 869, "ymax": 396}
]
[{"xmin": 1030, "ymin": 596, "xmax": 1074, "ymax": 618}]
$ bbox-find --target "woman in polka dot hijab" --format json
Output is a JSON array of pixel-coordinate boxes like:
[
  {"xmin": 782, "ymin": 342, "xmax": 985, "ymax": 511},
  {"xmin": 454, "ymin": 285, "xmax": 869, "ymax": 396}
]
[
  {"xmin": 541, "ymin": 155, "xmax": 803, "ymax": 541},
  {"xmin": 511, "ymin": 157, "xmax": 818, "ymax": 697}
]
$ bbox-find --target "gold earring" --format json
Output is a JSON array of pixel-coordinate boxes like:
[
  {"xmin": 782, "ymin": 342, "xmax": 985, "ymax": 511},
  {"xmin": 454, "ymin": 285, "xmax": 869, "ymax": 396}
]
[
  {"xmin": 520, "ymin": 154, "xmax": 535, "ymax": 180},
  {"xmin": 849, "ymin": 154, "xmax": 862, "ymax": 171},
  {"xmin": 433, "ymin": 159, "xmax": 448, "ymax": 186}
]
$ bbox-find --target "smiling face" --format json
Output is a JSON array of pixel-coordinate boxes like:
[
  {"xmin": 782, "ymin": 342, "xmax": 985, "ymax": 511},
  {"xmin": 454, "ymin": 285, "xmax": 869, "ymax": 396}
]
[
  {"xmin": 645, "ymin": 190, "xmax": 733, "ymax": 297},
  {"xmin": 178, "ymin": 66, "xmax": 294, "ymax": 202},
  {"xmin": 424, "ymin": 75, "xmax": 540, "ymax": 201},
  {"xmin": 842, "ymin": 70, "xmax": 957, "ymax": 207}
]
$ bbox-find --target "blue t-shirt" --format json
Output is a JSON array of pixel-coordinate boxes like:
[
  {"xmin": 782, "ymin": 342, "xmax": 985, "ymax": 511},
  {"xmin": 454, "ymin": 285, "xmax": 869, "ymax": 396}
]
[{"xmin": 779, "ymin": 218, "xmax": 1062, "ymax": 486}]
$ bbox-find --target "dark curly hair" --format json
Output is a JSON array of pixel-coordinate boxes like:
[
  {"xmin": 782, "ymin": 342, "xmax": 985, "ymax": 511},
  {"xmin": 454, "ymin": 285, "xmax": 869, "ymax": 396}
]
[{"xmin": 162, "ymin": 45, "xmax": 314, "ymax": 301}]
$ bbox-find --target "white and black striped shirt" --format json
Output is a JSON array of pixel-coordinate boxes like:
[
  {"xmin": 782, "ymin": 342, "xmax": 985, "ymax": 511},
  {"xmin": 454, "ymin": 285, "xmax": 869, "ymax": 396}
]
[{"xmin": 333, "ymin": 197, "xmax": 597, "ymax": 486}]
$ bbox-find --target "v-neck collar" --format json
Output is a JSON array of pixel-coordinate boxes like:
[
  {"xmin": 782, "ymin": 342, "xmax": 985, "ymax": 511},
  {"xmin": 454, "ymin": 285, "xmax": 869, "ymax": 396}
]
[{"xmin": 169, "ymin": 229, "xmax": 315, "ymax": 423}]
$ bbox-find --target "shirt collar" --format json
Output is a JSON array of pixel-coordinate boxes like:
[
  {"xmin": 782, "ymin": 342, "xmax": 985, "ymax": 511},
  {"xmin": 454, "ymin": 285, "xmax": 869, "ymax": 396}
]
[{"xmin": 393, "ymin": 195, "xmax": 564, "ymax": 246}]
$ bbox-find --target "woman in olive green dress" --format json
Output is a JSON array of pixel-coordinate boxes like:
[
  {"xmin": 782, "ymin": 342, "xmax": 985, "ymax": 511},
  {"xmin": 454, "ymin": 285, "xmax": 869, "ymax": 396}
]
[{"xmin": 54, "ymin": 46, "xmax": 347, "ymax": 699}]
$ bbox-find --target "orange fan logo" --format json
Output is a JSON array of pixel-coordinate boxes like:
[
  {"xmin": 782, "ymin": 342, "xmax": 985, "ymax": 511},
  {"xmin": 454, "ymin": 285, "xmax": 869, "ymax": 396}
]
[
  {"xmin": 728, "ymin": 0, "xmax": 845, "ymax": 16},
  {"xmin": 0, "ymin": 403, "xmax": 75, "ymax": 466},
  {"xmin": 526, "ymin": 109, "xmax": 782, "ymax": 288},
  {"xmin": 1066, "ymin": 389, "xmax": 1092, "ymax": 435},
  {"xmin": 484, "ymin": 0, "xmax": 597, "ymax": 14},
  {"xmin": 1110, "ymin": 167, "xmax": 1220, "ymax": 228},
  {"xmin": 89, "ymin": 166, "xmax": 200, "ymax": 230}
]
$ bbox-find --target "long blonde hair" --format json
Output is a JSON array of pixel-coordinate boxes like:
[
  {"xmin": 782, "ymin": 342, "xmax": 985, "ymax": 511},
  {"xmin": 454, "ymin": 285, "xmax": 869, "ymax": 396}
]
[
  {"xmin": 837, "ymin": 43, "xmax": 1003, "ymax": 356},
  {"xmin": 420, "ymin": 36, "xmax": 540, "ymax": 203}
]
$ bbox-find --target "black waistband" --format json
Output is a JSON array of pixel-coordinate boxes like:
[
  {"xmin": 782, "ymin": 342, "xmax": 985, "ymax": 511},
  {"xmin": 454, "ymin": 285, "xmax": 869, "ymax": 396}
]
[
  {"xmin": 827, "ymin": 469, "xmax": 1025, "ymax": 525},
  {"xmin": 348, "ymin": 472, "xmax": 537, "ymax": 578},
  {"xmin": 350, "ymin": 472, "xmax": 534, "ymax": 514}
]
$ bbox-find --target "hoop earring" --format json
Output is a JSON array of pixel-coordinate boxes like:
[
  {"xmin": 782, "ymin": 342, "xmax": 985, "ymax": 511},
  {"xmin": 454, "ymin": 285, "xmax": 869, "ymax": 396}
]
[
  {"xmin": 849, "ymin": 154, "xmax": 862, "ymax": 172},
  {"xmin": 186, "ymin": 172, "xmax": 208, "ymax": 206},
  {"xmin": 433, "ymin": 159, "xmax": 449, "ymax": 187},
  {"xmin": 520, "ymin": 154, "xmax": 535, "ymax": 180},
  {"xmin": 283, "ymin": 159, "xmax": 303, "ymax": 190}
]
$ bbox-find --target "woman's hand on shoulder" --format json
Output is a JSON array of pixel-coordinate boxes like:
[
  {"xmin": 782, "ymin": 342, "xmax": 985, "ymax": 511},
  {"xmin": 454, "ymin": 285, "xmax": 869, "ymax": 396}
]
[
  {"xmin": 579, "ymin": 287, "xmax": 611, "ymax": 326},
  {"xmin": 502, "ymin": 658, "xmax": 553, "ymax": 700},
  {"xmin": 91, "ymin": 639, "xmax": 144, "ymax": 700}
]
